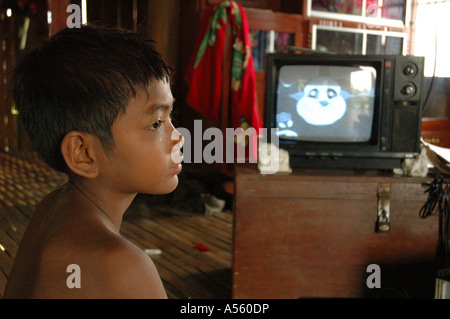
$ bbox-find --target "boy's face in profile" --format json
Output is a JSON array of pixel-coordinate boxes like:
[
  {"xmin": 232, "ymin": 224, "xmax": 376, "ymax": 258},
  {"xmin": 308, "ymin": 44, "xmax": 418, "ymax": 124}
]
[{"xmin": 97, "ymin": 79, "xmax": 183, "ymax": 195}]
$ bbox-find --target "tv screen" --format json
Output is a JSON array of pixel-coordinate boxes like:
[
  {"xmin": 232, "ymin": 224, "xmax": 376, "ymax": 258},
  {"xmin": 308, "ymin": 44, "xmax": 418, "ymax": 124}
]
[{"xmin": 275, "ymin": 64, "xmax": 377, "ymax": 143}]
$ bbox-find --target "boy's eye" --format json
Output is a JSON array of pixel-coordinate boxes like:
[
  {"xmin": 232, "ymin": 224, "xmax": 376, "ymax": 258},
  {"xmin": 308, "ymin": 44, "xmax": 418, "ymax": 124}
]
[{"xmin": 148, "ymin": 119, "xmax": 164, "ymax": 131}]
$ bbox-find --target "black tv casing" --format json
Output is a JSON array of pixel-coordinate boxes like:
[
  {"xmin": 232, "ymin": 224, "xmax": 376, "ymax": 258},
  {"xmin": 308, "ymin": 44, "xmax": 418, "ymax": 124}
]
[{"xmin": 265, "ymin": 53, "xmax": 425, "ymax": 170}]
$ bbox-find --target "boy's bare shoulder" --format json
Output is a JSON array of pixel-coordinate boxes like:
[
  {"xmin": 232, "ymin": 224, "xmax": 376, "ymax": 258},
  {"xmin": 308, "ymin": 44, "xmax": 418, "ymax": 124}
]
[
  {"xmin": 93, "ymin": 233, "xmax": 168, "ymax": 299},
  {"xmin": 6, "ymin": 187, "xmax": 167, "ymax": 299},
  {"xmin": 38, "ymin": 220, "xmax": 167, "ymax": 299}
]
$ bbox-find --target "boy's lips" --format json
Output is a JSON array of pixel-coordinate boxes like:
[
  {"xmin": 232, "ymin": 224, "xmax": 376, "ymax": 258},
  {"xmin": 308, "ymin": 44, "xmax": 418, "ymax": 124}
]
[
  {"xmin": 170, "ymin": 162, "xmax": 182, "ymax": 174},
  {"xmin": 170, "ymin": 135, "xmax": 184, "ymax": 174},
  {"xmin": 170, "ymin": 151, "xmax": 183, "ymax": 174},
  {"xmin": 175, "ymin": 153, "xmax": 184, "ymax": 165},
  {"xmin": 171, "ymin": 140, "xmax": 184, "ymax": 165}
]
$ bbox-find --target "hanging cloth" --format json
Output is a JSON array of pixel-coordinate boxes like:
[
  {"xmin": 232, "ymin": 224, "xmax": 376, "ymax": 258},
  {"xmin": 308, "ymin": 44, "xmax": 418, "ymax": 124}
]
[{"xmin": 184, "ymin": 1, "xmax": 262, "ymax": 134}]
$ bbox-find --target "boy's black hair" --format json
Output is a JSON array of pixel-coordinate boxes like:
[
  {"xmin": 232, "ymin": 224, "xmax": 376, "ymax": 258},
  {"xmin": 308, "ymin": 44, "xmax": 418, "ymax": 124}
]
[{"xmin": 12, "ymin": 26, "xmax": 171, "ymax": 172}]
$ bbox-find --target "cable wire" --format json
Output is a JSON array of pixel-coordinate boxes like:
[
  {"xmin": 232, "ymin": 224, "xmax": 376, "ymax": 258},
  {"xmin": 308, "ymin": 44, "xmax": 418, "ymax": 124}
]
[{"xmin": 420, "ymin": 174, "xmax": 450, "ymax": 261}]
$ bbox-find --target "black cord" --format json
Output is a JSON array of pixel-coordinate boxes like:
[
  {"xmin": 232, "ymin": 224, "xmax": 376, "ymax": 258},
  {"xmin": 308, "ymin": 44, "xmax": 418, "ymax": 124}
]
[
  {"xmin": 420, "ymin": 175, "xmax": 445, "ymax": 218},
  {"xmin": 420, "ymin": 2, "xmax": 438, "ymax": 114},
  {"xmin": 420, "ymin": 174, "xmax": 450, "ymax": 260}
]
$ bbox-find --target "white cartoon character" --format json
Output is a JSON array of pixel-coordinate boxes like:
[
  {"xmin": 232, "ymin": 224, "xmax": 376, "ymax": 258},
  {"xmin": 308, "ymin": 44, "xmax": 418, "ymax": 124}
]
[
  {"xmin": 296, "ymin": 77, "xmax": 347, "ymax": 126},
  {"xmin": 276, "ymin": 112, "xmax": 298, "ymax": 137}
]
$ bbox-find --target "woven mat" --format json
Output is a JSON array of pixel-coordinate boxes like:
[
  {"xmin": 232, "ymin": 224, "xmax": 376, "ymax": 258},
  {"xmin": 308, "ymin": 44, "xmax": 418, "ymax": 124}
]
[{"xmin": 0, "ymin": 152, "xmax": 68, "ymax": 209}]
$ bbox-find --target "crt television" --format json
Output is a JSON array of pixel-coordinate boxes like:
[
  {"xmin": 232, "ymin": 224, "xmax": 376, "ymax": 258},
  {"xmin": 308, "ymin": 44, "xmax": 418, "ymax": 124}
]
[{"xmin": 265, "ymin": 53, "xmax": 425, "ymax": 170}]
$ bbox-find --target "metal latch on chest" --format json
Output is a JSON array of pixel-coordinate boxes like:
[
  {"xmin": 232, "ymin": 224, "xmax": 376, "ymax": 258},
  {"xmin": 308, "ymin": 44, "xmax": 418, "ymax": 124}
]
[{"xmin": 376, "ymin": 183, "xmax": 391, "ymax": 233}]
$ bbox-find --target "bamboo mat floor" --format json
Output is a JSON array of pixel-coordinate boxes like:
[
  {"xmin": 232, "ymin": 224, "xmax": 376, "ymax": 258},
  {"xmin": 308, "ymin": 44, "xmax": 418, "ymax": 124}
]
[{"xmin": 0, "ymin": 151, "xmax": 233, "ymax": 299}]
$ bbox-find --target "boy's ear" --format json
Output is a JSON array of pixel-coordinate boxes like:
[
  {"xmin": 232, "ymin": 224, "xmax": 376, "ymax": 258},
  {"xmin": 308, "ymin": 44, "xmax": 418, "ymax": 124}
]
[{"xmin": 61, "ymin": 131, "xmax": 100, "ymax": 178}]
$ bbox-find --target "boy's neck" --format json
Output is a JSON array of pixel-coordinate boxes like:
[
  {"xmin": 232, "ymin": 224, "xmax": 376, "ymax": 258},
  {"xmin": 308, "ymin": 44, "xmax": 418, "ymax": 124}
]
[{"xmin": 66, "ymin": 176, "xmax": 136, "ymax": 233}]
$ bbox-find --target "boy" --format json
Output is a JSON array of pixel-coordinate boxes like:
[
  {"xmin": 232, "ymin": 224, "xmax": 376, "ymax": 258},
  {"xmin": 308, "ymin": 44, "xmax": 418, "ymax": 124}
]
[{"xmin": 3, "ymin": 26, "xmax": 184, "ymax": 298}]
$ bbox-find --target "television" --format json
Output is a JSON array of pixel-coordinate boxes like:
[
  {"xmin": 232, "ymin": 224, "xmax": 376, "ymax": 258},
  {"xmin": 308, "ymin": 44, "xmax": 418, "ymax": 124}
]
[{"xmin": 265, "ymin": 53, "xmax": 425, "ymax": 170}]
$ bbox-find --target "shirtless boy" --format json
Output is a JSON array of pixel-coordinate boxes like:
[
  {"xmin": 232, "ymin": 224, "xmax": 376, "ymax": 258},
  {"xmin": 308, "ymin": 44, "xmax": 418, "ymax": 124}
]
[{"xmin": 3, "ymin": 26, "xmax": 183, "ymax": 298}]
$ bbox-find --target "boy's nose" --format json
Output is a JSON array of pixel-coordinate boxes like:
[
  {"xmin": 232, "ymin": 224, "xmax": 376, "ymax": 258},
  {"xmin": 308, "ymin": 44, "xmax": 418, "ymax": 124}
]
[
  {"xmin": 171, "ymin": 129, "xmax": 184, "ymax": 153},
  {"xmin": 172, "ymin": 129, "xmax": 184, "ymax": 147},
  {"xmin": 171, "ymin": 130, "xmax": 184, "ymax": 164}
]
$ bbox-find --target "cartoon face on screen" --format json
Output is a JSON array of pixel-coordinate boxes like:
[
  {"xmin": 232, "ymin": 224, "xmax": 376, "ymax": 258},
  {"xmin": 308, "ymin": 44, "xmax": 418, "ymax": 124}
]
[
  {"xmin": 296, "ymin": 77, "xmax": 347, "ymax": 126},
  {"xmin": 276, "ymin": 112, "xmax": 298, "ymax": 137}
]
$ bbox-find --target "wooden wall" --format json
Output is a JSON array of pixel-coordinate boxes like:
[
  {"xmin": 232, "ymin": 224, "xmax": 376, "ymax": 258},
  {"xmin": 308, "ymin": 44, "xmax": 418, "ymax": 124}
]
[
  {"xmin": 0, "ymin": 10, "xmax": 18, "ymax": 154},
  {"xmin": 0, "ymin": 0, "xmax": 182, "ymax": 154},
  {"xmin": 0, "ymin": 4, "xmax": 49, "ymax": 154}
]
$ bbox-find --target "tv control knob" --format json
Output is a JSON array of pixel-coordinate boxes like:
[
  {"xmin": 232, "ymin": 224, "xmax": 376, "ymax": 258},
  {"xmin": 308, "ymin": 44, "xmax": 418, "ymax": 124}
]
[
  {"xmin": 403, "ymin": 63, "xmax": 418, "ymax": 77},
  {"xmin": 401, "ymin": 83, "xmax": 416, "ymax": 96}
]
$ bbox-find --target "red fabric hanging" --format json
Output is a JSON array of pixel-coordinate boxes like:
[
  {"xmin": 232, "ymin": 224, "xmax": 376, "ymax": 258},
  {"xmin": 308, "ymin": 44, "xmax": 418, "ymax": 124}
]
[{"xmin": 184, "ymin": 1, "xmax": 262, "ymax": 134}]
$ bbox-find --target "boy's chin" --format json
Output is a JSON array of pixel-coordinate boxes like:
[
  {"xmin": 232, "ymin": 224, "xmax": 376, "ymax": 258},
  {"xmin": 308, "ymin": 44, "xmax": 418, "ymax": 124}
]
[
  {"xmin": 164, "ymin": 177, "xmax": 179, "ymax": 194},
  {"xmin": 147, "ymin": 176, "xmax": 179, "ymax": 195}
]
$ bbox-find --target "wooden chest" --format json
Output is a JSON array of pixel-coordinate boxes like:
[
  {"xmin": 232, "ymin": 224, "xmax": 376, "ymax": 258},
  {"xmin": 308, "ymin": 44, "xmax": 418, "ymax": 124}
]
[{"xmin": 232, "ymin": 166, "xmax": 443, "ymax": 298}]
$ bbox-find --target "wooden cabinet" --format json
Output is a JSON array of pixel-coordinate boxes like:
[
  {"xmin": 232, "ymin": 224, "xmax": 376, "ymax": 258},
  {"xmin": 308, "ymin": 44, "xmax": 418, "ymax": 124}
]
[{"xmin": 233, "ymin": 166, "xmax": 443, "ymax": 298}]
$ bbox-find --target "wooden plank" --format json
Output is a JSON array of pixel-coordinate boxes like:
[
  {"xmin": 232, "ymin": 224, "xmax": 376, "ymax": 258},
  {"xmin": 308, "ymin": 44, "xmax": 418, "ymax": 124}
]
[
  {"xmin": 0, "ymin": 249, "xmax": 14, "ymax": 295},
  {"xmin": 153, "ymin": 214, "xmax": 232, "ymax": 259},
  {"xmin": 0, "ymin": 227, "xmax": 19, "ymax": 259},
  {"xmin": 0, "ymin": 206, "xmax": 29, "ymax": 239},
  {"xmin": 160, "ymin": 215, "xmax": 232, "ymax": 270},
  {"xmin": 123, "ymin": 215, "xmax": 230, "ymax": 275}
]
